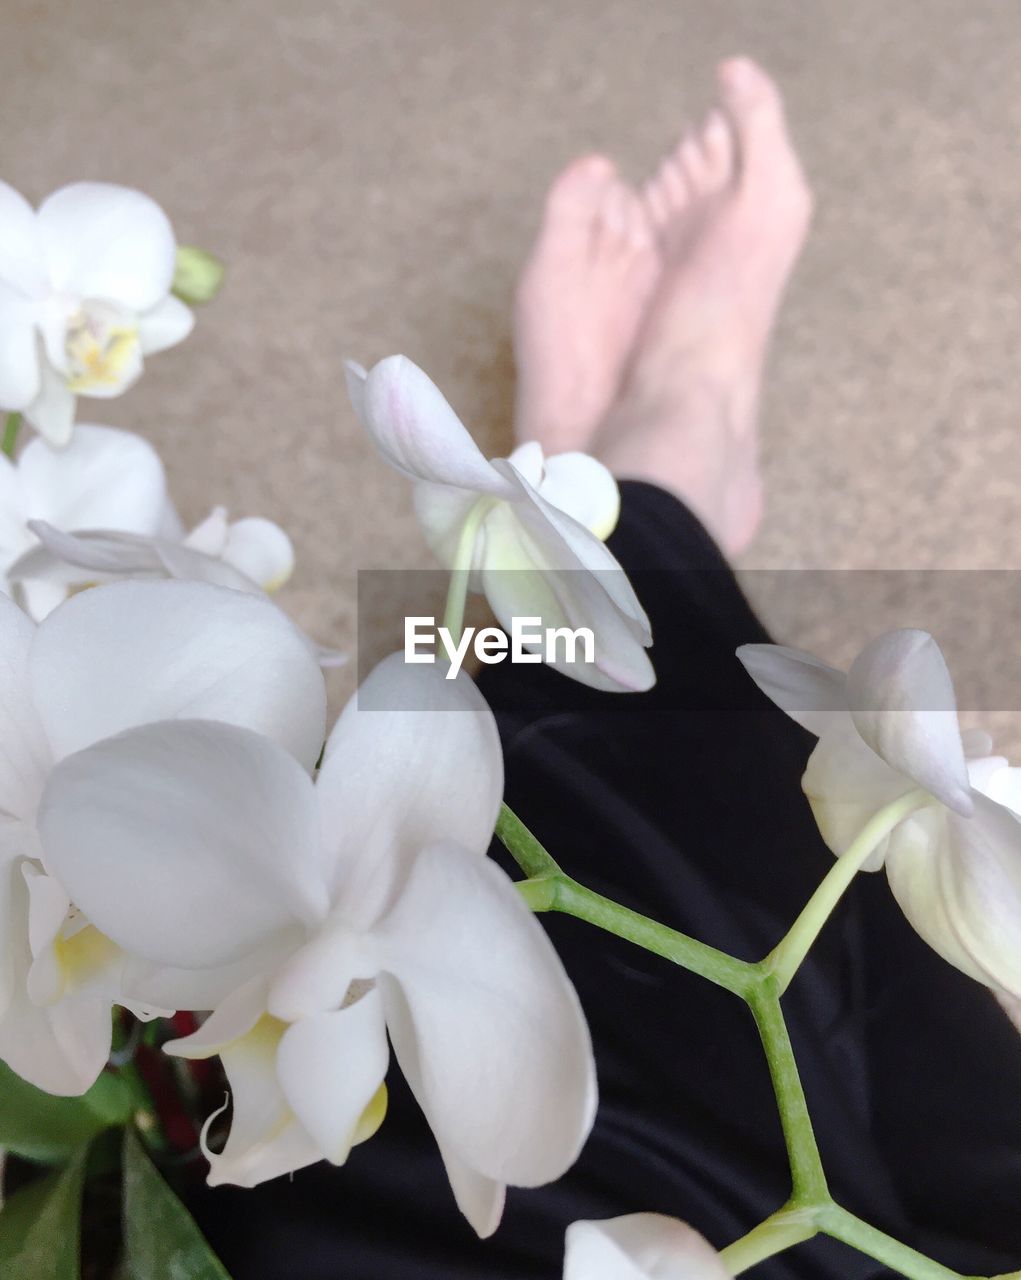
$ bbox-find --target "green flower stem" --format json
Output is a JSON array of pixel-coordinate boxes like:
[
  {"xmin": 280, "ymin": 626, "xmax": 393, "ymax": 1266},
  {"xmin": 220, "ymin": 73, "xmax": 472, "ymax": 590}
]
[
  {"xmin": 496, "ymin": 803, "xmax": 562, "ymax": 878},
  {"xmin": 719, "ymin": 1204, "xmax": 818, "ymax": 1275},
  {"xmin": 765, "ymin": 789, "xmax": 932, "ymax": 994},
  {"xmin": 441, "ymin": 499, "xmax": 493, "ymax": 649},
  {"xmin": 748, "ymin": 984, "xmax": 828, "ymax": 1204},
  {"xmin": 503, "ymin": 812, "xmax": 755, "ymax": 998},
  {"xmin": 501, "ymin": 802, "xmax": 1010, "ymax": 1279},
  {"xmin": 1, "ymin": 412, "xmax": 20, "ymax": 459},
  {"xmin": 818, "ymin": 1205, "xmax": 965, "ymax": 1280}
]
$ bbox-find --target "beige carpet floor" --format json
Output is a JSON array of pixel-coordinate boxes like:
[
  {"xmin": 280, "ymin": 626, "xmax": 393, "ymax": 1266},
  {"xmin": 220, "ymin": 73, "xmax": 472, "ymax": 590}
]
[{"xmin": 5, "ymin": 0, "xmax": 1021, "ymax": 733}]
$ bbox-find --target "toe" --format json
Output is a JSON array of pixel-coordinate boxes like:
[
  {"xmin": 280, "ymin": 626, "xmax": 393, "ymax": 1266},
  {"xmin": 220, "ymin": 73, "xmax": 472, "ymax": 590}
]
[
  {"xmin": 677, "ymin": 133, "xmax": 709, "ymax": 193},
  {"xmin": 643, "ymin": 174, "xmax": 671, "ymax": 230},
  {"xmin": 597, "ymin": 180, "xmax": 632, "ymax": 248},
  {"xmin": 544, "ymin": 153, "xmax": 618, "ymax": 227},
  {"xmin": 700, "ymin": 109, "xmax": 735, "ymax": 189},
  {"xmin": 660, "ymin": 153, "xmax": 690, "ymax": 208},
  {"xmin": 717, "ymin": 57, "xmax": 788, "ymax": 162}
]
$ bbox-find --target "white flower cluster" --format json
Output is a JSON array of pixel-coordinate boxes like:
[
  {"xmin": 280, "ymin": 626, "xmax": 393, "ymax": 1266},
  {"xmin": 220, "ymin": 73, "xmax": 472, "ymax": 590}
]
[
  {"xmin": 3, "ymin": 177, "xmax": 1017, "ymax": 1278},
  {"xmin": 0, "ymin": 180, "xmax": 657, "ymax": 1244}
]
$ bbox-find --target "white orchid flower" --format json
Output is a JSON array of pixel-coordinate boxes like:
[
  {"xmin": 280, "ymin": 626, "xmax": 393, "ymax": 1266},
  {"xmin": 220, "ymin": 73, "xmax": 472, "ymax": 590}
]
[
  {"xmin": 0, "ymin": 579, "xmax": 326, "ymax": 1094},
  {"xmin": 0, "ymin": 424, "xmax": 166, "ymax": 619},
  {"xmin": 346, "ymin": 356, "xmax": 654, "ymax": 692},
  {"xmin": 7, "ymin": 501, "xmax": 344, "ymax": 667},
  {"xmin": 0, "ymin": 181, "xmax": 193, "ymax": 445},
  {"xmin": 565, "ymin": 1215, "xmax": 732, "ymax": 1280},
  {"xmin": 39, "ymin": 655, "xmax": 597, "ymax": 1234},
  {"xmin": 738, "ymin": 629, "xmax": 1021, "ymax": 1001}
]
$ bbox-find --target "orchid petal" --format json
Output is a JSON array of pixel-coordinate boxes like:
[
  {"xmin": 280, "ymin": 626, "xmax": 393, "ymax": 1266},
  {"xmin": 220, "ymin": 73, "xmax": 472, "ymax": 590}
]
[
  {"xmin": 480, "ymin": 504, "xmax": 654, "ymax": 693},
  {"xmin": 37, "ymin": 183, "xmax": 176, "ymax": 311},
  {"xmin": 565, "ymin": 1215, "xmax": 732, "ymax": 1280},
  {"xmin": 735, "ymin": 644, "xmax": 847, "ymax": 737},
  {"xmin": 493, "ymin": 459, "xmax": 650, "ymax": 637},
  {"xmin": 38, "ymin": 721, "xmax": 327, "ymax": 970},
  {"xmin": 847, "ymin": 630, "xmax": 972, "ymax": 817},
  {"xmin": 205, "ymin": 1016, "xmax": 322, "ymax": 1188},
  {"xmin": 802, "ymin": 717, "xmax": 915, "ymax": 867},
  {"xmin": 277, "ymin": 990, "xmax": 389, "ymax": 1164},
  {"xmin": 0, "ymin": 287, "xmax": 42, "ymax": 409},
  {"xmin": 0, "ymin": 595, "xmax": 48, "ymax": 824},
  {"xmin": 436, "ymin": 1143, "xmax": 506, "ymax": 1240},
  {"xmin": 531, "ymin": 450, "xmax": 621, "ymax": 542},
  {"xmin": 30, "ymin": 580, "xmax": 326, "ymax": 769},
  {"xmin": 884, "ymin": 809, "xmax": 994, "ymax": 988},
  {"xmin": 24, "ymin": 359, "xmax": 75, "ymax": 447},
  {"xmin": 0, "ymin": 866, "xmax": 112, "ymax": 1096},
  {"xmin": 18, "ymin": 424, "xmax": 166, "ymax": 533},
  {"xmin": 137, "ymin": 295, "xmax": 194, "ymax": 355},
  {"xmin": 412, "ymin": 481, "xmax": 481, "ymax": 570},
  {"xmin": 220, "ymin": 517, "xmax": 294, "ymax": 591},
  {"xmin": 347, "ymin": 356, "xmax": 513, "ymax": 495},
  {"xmin": 316, "ymin": 653, "xmax": 503, "ymax": 916},
  {"xmin": 166, "ymin": 978, "xmax": 269, "ymax": 1059},
  {"xmin": 934, "ymin": 793, "xmax": 1021, "ymax": 998},
  {"xmin": 377, "ymin": 841, "xmax": 596, "ymax": 1225},
  {"xmin": 0, "ymin": 183, "xmax": 45, "ymax": 297}
]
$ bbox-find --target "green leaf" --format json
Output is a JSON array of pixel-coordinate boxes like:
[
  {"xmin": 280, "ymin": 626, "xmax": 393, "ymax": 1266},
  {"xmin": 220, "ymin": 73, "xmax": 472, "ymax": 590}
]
[
  {"xmin": 0, "ymin": 1150, "xmax": 86, "ymax": 1277},
  {"xmin": 0, "ymin": 1061, "xmax": 133, "ymax": 1164},
  {"xmin": 172, "ymin": 245, "xmax": 225, "ymax": 306},
  {"xmin": 122, "ymin": 1128, "xmax": 231, "ymax": 1279}
]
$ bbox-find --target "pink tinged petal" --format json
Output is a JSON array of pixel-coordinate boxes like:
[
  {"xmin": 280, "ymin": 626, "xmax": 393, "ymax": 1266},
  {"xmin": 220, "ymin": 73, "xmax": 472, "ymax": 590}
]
[
  {"xmin": 276, "ymin": 990, "xmax": 389, "ymax": 1164},
  {"xmin": 735, "ymin": 644, "xmax": 847, "ymax": 738},
  {"xmin": 36, "ymin": 183, "xmax": 176, "ymax": 311},
  {"xmin": 24, "ymin": 358, "xmax": 76, "ymax": 447},
  {"xmin": 0, "ymin": 183, "xmax": 45, "ymax": 297},
  {"xmin": 0, "ymin": 285, "xmax": 42, "ymax": 409},
  {"xmin": 137, "ymin": 295, "xmax": 194, "ymax": 355},
  {"xmin": 347, "ymin": 356, "xmax": 514, "ymax": 495},
  {"xmin": 316, "ymin": 652, "xmax": 503, "ymax": 916},
  {"xmin": 565, "ymin": 1215, "xmax": 733, "ymax": 1280},
  {"xmin": 376, "ymin": 842, "xmax": 597, "ymax": 1229},
  {"xmin": 0, "ymin": 594, "xmax": 49, "ymax": 824},
  {"xmin": 934, "ymin": 793, "xmax": 1021, "ymax": 998},
  {"xmin": 202, "ymin": 1016, "xmax": 322, "ymax": 1188},
  {"xmin": 846, "ymin": 630, "xmax": 972, "ymax": 817},
  {"xmin": 220, "ymin": 518, "xmax": 295, "ymax": 591},
  {"xmin": 531, "ymin": 450, "xmax": 621, "ymax": 543},
  {"xmin": 38, "ymin": 720, "xmax": 328, "ymax": 970},
  {"xmin": 30, "ymin": 579, "xmax": 327, "ymax": 769},
  {"xmin": 18, "ymin": 424, "xmax": 166, "ymax": 533}
]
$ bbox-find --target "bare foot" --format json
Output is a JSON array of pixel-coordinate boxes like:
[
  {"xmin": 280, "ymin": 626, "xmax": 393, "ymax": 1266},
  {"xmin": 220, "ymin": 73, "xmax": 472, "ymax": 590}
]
[
  {"xmin": 513, "ymin": 155, "xmax": 661, "ymax": 454},
  {"xmin": 594, "ymin": 58, "xmax": 813, "ymax": 556}
]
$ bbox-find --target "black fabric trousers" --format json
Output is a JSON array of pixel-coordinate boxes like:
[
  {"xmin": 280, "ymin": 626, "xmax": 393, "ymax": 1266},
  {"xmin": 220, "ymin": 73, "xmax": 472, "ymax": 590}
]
[{"xmin": 193, "ymin": 482, "xmax": 1021, "ymax": 1278}]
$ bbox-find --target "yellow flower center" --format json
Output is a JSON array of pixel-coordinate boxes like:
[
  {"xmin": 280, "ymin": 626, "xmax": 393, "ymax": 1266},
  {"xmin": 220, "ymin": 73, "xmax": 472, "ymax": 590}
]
[{"xmin": 64, "ymin": 307, "xmax": 141, "ymax": 392}]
